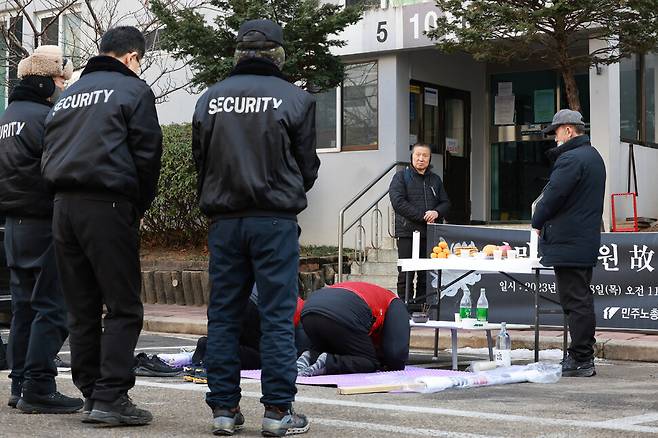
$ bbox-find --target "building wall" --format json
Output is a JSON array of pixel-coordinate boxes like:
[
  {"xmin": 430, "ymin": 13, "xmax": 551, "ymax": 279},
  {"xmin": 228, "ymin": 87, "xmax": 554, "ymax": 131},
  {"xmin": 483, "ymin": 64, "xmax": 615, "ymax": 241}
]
[{"xmin": 298, "ymin": 53, "xmax": 408, "ymax": 246}]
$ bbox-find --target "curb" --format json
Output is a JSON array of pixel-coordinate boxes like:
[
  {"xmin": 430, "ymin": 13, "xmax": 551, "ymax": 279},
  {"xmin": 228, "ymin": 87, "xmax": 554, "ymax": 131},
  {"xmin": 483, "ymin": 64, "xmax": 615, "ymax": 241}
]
[{"xmin": 142, "ymin": 316, "xmax": 658, "ymax": 363}]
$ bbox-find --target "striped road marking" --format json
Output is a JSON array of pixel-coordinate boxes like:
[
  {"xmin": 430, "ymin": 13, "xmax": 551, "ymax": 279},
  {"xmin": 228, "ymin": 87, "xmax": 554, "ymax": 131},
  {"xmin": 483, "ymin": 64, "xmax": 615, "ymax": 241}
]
[{"xmin": 129, "ymin": 379, "xmax": 658, "ymax": 435}]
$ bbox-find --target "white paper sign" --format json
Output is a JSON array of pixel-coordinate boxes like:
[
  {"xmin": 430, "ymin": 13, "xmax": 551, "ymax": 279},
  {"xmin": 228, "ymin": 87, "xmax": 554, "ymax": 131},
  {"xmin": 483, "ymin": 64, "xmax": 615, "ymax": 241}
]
[
  {"xmin": 446, "ymin": 137, "xmax": 459, "ymax": 154},
  {"xmin": 494, "ymin": 95, "xmax": 515, "ymax": 125},
  {"xmin": 498, "ymin": 82, "xmax": 513, "ymax": 96},
  {"xmin": 424, "ymin": 87, "xmax": 438, "ymax": 107}
]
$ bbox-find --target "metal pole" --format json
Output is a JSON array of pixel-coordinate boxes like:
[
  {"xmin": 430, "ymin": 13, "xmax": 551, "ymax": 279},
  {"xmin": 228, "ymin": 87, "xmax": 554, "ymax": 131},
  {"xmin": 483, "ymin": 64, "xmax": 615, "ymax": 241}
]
[
  {"xmin": 338, "ymin": 211, "xmax": 344, "ymax": 283},
  {"xmin": 534, "ymin": 268, "xmax": 540, "ymax": 363}
]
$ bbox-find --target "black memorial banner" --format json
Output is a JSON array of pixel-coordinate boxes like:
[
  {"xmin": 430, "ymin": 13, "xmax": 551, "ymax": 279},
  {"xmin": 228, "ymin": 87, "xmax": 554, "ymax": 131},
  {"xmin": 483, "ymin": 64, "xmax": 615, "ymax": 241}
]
[{"xmin": 425, "ymin": 224, "xmax": 658, "ymax": 331}]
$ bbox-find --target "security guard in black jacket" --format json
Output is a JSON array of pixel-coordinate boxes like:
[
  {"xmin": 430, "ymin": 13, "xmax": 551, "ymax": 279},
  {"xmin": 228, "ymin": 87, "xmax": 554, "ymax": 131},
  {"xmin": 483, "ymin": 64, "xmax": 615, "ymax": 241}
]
[
  {"xmin": 42, "ymin": 27, "xmax": 162, "ymax": 426},
  {"xmin": 389, "ymin": 143, "xmax": 450, "ymax": 301},
  {"xmin": 192, "ymin": 19, "xmax": 319, "ymax": 437},
  {"xmin": 0, "ymin": 46, "xmax": 83, "ymax": 414}
]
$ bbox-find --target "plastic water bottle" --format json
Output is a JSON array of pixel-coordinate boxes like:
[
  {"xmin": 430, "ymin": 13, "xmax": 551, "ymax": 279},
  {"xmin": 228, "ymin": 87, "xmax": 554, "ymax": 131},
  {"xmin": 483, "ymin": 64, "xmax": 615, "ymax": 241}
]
[
  {"xmin": 494, "ymin": 322, "xmax": 511, "ymax": 367},
  {"xmin": 476, "ymin": 288, "xmax": 489, "ymax": 322},
  {"xmin": 459, "ymin": 288, "xmax": 472, "ymax": 319}
]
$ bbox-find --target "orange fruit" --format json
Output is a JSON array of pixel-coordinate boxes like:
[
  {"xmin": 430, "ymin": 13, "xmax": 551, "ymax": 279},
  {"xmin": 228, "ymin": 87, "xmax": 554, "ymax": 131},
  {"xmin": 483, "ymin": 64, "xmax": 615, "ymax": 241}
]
[
  {"xmin": 439, "ymin": 241, "xmax": 448, "ymax": 249},
  {"xmin": 437, "ymin": 252, "xmax": 447, "ymax": 258},
  {"xmin": 430, "ymin": 252, "xmax": 438, "ymax": 258},
  {"xmin": 432, "ymin": 246, "xmax": 441, "ymax": 254},
  {"xmin": 443, "ymin": 248, "xmax": 450, "ymax": 254}
]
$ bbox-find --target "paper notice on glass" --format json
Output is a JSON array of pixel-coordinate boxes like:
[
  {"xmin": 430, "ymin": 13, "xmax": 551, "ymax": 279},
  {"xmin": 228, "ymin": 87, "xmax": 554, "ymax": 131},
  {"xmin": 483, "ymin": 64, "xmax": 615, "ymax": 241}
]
[
  {"xmin": 498, "ymin": 82, "xmax": 513, "ymax": 96},
  {"xmin": 424, "ymin": 87, "xmax": 438, "ymax": 107},
  {"xmin": 409, "ymin": 134, "xmax": 418, "ymax": 145},
  {"xmin": 534, "ymin": 89, "xmax": 555, "ymax": 123},
  {"xmin": 446, "ymin": 137, "xmax": 459, "ymax": 154},
  {"xmin": 494, "ymin": 95, "xmax": 515, "ymax": 125}
]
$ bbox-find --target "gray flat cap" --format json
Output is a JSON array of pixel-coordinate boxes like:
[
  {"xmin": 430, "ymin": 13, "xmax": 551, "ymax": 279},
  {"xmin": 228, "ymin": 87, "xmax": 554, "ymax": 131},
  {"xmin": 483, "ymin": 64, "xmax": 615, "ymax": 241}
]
[
  {"xmin": 237, "ymin": 19, "xmax": 284, "ymax": 46},
  {"xmin": 543, "ymin": 109, "xmax": 585, "ymax": 134}
]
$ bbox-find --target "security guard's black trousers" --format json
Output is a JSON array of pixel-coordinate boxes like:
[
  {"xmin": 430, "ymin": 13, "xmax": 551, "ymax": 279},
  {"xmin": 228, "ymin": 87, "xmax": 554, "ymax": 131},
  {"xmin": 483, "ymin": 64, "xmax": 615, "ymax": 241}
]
[
  {"xmin": 53, "ymin": 195, "xmax": 143, "ymax": 402},
  {"xmin": 5, "ymin": 217, "xmax": 68, "ymax": 395}
]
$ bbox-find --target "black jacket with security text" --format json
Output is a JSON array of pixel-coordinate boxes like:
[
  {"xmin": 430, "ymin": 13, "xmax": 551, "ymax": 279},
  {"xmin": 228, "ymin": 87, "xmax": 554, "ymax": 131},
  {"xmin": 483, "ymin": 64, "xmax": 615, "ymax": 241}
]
[
  {"xmin": 192, "ymin": 59, "xmax": 320, "ymax": 219},
  {"xmin": 0, "ymin": 84, "xmax": 53, "ymax": 218},
  {"xmin": 42, "ymin": 56, "xmax": 163, "ymax": 215}
]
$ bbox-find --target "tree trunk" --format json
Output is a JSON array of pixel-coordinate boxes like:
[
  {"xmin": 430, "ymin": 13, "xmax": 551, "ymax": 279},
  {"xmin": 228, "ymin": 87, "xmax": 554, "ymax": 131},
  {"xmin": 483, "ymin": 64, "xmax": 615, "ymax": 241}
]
[{"xmin": 561, "ymin": 66, "xmax": 582, "ymax": 112}]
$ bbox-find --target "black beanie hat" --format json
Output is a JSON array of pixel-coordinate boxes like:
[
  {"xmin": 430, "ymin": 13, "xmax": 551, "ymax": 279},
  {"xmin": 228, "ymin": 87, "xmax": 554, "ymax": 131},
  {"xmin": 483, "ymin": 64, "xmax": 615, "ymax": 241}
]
[{"xmin": 20, "ymin": 75, "xmax": 56, "ymax": 99}]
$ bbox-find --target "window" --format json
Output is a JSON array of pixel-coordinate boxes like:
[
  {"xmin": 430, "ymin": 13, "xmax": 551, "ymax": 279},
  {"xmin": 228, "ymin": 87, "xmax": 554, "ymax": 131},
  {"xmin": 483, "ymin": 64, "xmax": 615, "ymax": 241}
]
[
  {"xmin": 342, "ymin": 62, "xmax": 378, "ymax": 150},
  {"xmin": 61, "ymin": 14, "xmax": 82, "ymax": 67},
  {"xmin": 3, "ymin": 15, "xmax": 23, "ymax": 101},
  {"xmin": 314, "ymin": 61, "xmax": 379, "ymax": 152},
  {"xmin": 620, "ymin": 52, "xmax": 658, "ymax": 148},
  {"xmin": 315, "ymin": 88, "xmax": 338, "ymax": 150},
  {"xmin": 40, "ymin": 16, "xmax": 59, "ymax": 46},
  {"xmin": 144, "ymin": 28, "xmax": 166, "ymax": 53}
]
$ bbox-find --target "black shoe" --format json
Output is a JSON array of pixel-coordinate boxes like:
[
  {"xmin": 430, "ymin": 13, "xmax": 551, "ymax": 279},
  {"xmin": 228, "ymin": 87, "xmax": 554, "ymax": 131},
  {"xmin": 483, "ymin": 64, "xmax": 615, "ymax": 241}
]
[
  {"xmin": 88, "ymin": 394, "xmax": 153, "ymax": 426},
  {"xmin": 562, "ymin": 355, "xmax": 596, "ymax": 377},
  {"xmin": 133, "ymin": 352, "xmax": 183, "ymax": 377},
  {"xmin": 213, "ymin": 406, "xmax": 245, "ymax": 436},
  {"xmin": 17, "ymin": 391, "xmax": 84, "ymax": 414},
  {"xmin": 8, "ymin": 380, "xmax": 22, "ymax": 408},
  {"xmin": 81, "ymin": 398, "xmax": 98, "ymax": 423},
  {"xmin": 54, "ymin": 355, "xmax": 71, "ymax": 371}
]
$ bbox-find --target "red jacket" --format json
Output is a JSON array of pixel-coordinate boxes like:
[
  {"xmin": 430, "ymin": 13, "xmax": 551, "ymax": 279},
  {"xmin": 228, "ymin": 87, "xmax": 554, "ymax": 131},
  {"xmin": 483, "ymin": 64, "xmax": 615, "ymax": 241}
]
[
  {"xmin": 329, "ymin": 282, "xmax": 397, "ymax": 342},
  {"xmin": 294, "ymin": 297, "xmax": 304, "ymax": 327}
]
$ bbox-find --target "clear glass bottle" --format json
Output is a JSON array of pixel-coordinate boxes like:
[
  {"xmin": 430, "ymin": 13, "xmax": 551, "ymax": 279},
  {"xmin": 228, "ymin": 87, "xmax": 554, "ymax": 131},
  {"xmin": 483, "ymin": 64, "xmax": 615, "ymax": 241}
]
[
  {"xmin": 495, "ymin": 322, "xmax": 512, "ymax": 367},
  {"xmin": 476, "ymin": 288, "xmax": 489, "ymax": 322},
  {"xmin": 459, "ymin": 288, "xmax": 472, "ymax": 319}
]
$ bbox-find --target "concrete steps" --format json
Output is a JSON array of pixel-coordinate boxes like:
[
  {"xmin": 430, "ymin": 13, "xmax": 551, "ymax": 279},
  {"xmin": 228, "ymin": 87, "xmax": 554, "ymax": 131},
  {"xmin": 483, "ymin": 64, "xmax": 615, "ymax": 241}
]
[
  {"xmin": 366, "ymin": 247, "xmax": 398, "ymax": 263},
  {"xmin": 344, "ymin": 273, "xmax": 397, "ymax": 291}
]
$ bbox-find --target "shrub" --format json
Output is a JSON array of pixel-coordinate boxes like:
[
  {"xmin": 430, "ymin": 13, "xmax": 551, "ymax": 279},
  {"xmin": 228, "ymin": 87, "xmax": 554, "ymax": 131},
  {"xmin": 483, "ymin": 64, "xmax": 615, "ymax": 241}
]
[{"xmin": 142, "ymin": 123, "xmax": 207, "ymax": 247}]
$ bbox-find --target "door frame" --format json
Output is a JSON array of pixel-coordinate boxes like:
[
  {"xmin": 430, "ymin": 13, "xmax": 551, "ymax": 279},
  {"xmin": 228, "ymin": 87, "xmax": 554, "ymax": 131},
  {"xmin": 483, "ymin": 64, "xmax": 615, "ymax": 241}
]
[{"xmin": 409, "ymin": 80, "xmax": 472, "ymax": 223}]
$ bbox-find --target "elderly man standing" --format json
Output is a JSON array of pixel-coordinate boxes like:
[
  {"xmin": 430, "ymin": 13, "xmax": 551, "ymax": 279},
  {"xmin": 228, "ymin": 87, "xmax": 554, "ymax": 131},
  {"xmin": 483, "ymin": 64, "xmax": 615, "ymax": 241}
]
[
  {"xmin": 192, "ymin": 19, "xmax": 319, "ymax": 436},
  {"xmin": 389, "ymin": 143, "xmax": 450, "ymax": 302},
  {"xmin": 533, "ymin": 109, "xmax": 606, "ymax": 377}
]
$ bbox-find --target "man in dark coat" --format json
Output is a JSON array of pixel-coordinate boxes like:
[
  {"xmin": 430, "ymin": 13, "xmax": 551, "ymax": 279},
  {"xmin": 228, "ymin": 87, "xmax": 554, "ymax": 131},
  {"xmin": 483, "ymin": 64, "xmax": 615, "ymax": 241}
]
[
  {"xmin": 532, "ymin": 109, "xmax": 606, "ymax": 378},
  {"xmin": 389, "ymin": 143, "xmax": 450, "ymax": 300},
  {"xmin": 192, "ymin": 19, "xmax": 319, "ymax": 437},
  {"xmin": 42, "ymin": 27, "xmax": 162, "ymax": 425},
  {"xmin": 0, "ymin": 45, "xmax": 83, "ymax": 414}
]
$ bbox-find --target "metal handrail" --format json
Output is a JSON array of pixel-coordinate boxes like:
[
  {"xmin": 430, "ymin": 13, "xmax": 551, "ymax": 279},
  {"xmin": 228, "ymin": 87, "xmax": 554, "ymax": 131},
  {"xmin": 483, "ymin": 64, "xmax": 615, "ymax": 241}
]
[{"xmin": 337, "ymin": 161, "xmax": 409, "ymax": 282}]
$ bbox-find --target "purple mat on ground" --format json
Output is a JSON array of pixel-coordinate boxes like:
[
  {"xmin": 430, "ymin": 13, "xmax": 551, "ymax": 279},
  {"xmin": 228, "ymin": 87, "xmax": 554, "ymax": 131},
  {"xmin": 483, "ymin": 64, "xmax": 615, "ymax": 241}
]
[{"xmin": 240, "ymin": 366, "xmax": 466, "ymax": 387}]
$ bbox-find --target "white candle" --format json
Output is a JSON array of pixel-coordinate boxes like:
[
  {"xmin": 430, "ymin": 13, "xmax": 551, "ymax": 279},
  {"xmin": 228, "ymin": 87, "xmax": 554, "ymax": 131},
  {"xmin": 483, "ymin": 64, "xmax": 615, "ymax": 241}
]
[
  {"xmin": 530, "ymin": 228, "xmax": 538, "ymax": 260},
  {"xmin": 412, "ymin": 230, "xmax": 420, "ymax": 259}
]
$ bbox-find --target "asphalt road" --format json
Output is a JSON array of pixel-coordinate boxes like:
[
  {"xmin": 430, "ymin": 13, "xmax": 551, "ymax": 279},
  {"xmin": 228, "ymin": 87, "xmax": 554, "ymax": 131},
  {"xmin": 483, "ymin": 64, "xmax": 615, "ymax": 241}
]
[{"xmin": 2, "ymin": 331, "xmax": 658, "ymax": 437}]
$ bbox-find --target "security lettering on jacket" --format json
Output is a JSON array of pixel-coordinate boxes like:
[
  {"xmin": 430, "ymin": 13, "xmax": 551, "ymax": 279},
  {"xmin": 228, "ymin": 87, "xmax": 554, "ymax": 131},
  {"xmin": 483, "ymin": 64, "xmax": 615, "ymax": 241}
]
[
  {"xmin": 42, "ymin": 56, "xmax": 162, "ymax": 216},
  {"xmin": 0, "ymin": 83, "xmax": 54, "ymax": 218},
  {"xmin": 207, "ymin": 96, "xmax": 283, "ymax": 114},
  {"xmin": 0, "ymin": 121, "xmax": 26, "ymax": 139},
  {"xmin": 193, "ymin": 60, "xmax": 320, "ymax": 219},
  {"xmin": 51, "ymin": 89, "xmax": 114, "ymax": 115}
]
